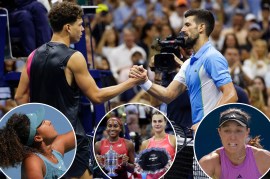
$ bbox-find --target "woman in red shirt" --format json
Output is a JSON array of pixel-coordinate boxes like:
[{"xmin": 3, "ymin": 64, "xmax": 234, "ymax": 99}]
[{"xmin": 95, "ymin": 117, "xmax": 135, "ymax": 179}]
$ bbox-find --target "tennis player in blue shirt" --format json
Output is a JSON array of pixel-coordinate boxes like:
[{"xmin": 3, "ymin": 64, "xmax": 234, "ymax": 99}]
[{"xmin": 130, "ymin": 9, "xmax": 238, "ymax": 132}]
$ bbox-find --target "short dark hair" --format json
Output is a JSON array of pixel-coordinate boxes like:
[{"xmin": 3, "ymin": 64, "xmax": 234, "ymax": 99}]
[
  {"xmin": 184, "ymin": 9, "xmax": 215, "ymax": 37},
  {"xmin": 48, "ymin": 2, "xmax": 83, "ymax": 32}
]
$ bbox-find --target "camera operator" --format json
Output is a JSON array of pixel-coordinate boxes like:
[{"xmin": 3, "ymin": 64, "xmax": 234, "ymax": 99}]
[{"xmin": 130, "ymin": 9, "xmax": 238, "ymax": 132}]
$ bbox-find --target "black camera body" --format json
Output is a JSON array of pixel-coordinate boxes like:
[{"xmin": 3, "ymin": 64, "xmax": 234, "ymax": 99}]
[{"xmin": 153, "ymin": 32, "xmax": 186, "ymax": 73}]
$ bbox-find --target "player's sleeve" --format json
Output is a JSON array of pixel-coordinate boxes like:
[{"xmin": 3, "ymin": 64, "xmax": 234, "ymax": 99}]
[
  {"xmin": 204, "ymin": 54, "xmax": 232, "ymax": 88},
  {"xmin": 173, "ymin": 59, "xmax": 190, "ymax": 87}
]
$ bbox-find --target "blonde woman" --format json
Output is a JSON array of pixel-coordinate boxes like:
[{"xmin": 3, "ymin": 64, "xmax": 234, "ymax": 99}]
[
  {"xmin": 243, "ymin": 39, "xmax": 270, "ymax": 79},
  {"xmin": 248, "ymin": 85, "xmax": 270, "ymax": 118}
]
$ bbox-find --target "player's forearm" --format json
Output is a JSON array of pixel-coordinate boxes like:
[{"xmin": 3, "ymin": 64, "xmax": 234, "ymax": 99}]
[
  {"xmin": 15, "ymin": 94, "xmax": 29, "ymax": 105},
  {"xmin": 91, "ymin": 79, "xmax": 136, "ymax": 104},
  {"xmin": 147, "ymin": 83, "xmax": 175, "ymax": 104},
  {"xmin": 216, "ymin": 90, "xmax": 238, "ymax": 106}
]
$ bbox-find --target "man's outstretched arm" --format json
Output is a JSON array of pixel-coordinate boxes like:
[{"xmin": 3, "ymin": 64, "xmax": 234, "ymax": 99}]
[
  {"xmin": 130, "ymin": 65, "xmax": 186, "ymax": 104},
  {"xmin": 69, "ymin": 52, "xmax": 146, "ymax": 104}
]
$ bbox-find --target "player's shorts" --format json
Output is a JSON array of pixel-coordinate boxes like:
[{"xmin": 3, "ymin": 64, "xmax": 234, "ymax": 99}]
[{"xmin": 64, "ymin": 134, "xmax": 92, "ymax": 177}]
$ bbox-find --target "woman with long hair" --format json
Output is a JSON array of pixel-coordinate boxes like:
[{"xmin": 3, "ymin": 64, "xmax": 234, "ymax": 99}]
[
  {"xmin": 221, "ymin": 33, "xmax": 240, "ymax": 54},
  {"xmin": 248, "ymin": 85, "xmax": 270, "ymax": 118},
  {"xmin": 139, "ymin": 112, "xmax": 176, "ymax": 179},
  {"xmin": 253, "ymin": 76, "xmax": 269, "ymax": 105},
  {"xmin": 0, "ymin": 108, "xmax": 75, "ymax": 179},
  {"xmin": 243, "ymin": 39, "xmax": 270, "ymax": 80}
]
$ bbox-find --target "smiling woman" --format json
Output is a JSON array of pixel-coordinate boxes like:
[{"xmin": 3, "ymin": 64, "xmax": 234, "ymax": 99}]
[{"xmin": 94, "ymin": 117, "xmax": 135, "ymax": 179}]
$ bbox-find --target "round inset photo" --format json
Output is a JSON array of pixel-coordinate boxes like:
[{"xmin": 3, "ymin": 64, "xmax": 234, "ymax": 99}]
[
  {"xmin": 93, "ymin": 103, "xmax": 177, "ymax": 179},
  {"xmin": 195, "ymin": 103, "xmax": 270, "ymax": 179},
  {"xmin": 0, "ymin": 103, "xmax": 76, "ymax": 179}
]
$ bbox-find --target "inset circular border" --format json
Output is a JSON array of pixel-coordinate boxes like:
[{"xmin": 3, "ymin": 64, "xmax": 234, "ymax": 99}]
[
  {"xmin": 194, "ymin": 103, "xmax": 270, "ymax": 178},
  {"xmin": 92, "ymin": 102, "xmax": 178, "ymax": 179},
  {"xmin": 0, "ymin": 103, "xmax": 77, "ymax": 179}
]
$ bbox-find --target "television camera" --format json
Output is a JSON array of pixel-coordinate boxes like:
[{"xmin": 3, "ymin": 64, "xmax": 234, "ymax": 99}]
[{"xmin": 152, "ymin": 31, "xmax": 186, "ymax": 73}]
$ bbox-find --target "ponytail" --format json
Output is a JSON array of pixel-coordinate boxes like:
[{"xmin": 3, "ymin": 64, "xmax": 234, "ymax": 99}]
[{"xmin": 247, "ymin": 135, "xmax": 263, "ymax": 149}]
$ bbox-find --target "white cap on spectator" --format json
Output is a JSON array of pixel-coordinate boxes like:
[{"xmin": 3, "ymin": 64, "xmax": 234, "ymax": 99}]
[
  {"xmin": 130, "ymin": 47, "xmax": 146, "ymax": 60},
  {"xmin": 245, "ymin": 13, "xmax": 256, "ymax": 22}
]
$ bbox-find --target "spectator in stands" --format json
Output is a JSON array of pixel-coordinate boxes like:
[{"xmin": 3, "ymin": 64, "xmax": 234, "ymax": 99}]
[
  {"xmin": 105, "ymin": 0, "xmax": 121, "ymax": 12},
  {"xmin": 1, "ymin": 0, "xmax": 51, "ymax": 56},
  {"xmin": 253, "ymin": 76, "xmax": 269, "ymax": 106},
  {"xmin": 190, "ymin": 0, "xmax": 201, "ymax": 9},
  {"xmin": 221, "ymin": 12, "xmax": 248, "ymax": 46},
  {"xmin": 224, "ymin": 47, "xmax": 252, "ymax": 89},
  {"xmin": 0, "ymin": 60, "xmax": 18, "ymax": 116},
  {"xmin": 244, "ymin": 23, "xmax": 263, "ymax": 51},
  {"xmin": 113, "ymin": 0, "xmax": 137, "ymax": 32},
  {"xmin": 96, "ymin": 26, "xmax": 119, "ymax": 59},
  {"xmin": 159, "ymin": 23, "xmax": 176, "ymax": 41},
  {"xmin": 223, "ymin": 0, "xmax": 250, "ymax": 27},
  {"xmin": 96, "ymin": 55, "xmax": 118, "ymax": 85},
  {"xmin": 259, "ymin": 2, "xmax": 270, "ymax": 48},
  {"xmin": 168, "ymin": 0, "xmax": 188, "ymax": 34},
  {"xmin": 248, "ymin": 85, "xmax": 270, "ymax": 118},
  {"xmin": 85, "ymin": 31, "xmax": 98, "ymax": 69},
  {"xmin": 132, "ymin": 15, "xmax": 147, "ymax": 43},
  {"xmin": 125, "ymin": 104, "xmax": 141, "ymax": 134},
  {"xmin": 108, "ymin": 27, "xmax": 146, "ymax": 78},
  {"xmin": 245, "ymin": 13, "xmax": 257, "ymax": 28},
  {"xmin": 246, "ymin": 0, "xmax": 261, "ymax": 17},
  {"xmin": 221, "ymin": 33, "xmax": 240, "ymax": 54},
  {"xmin": 243, "ymin": 39, "xmax": 269, "ymax": 80},
  {"xmin": 210, "ymin": 21, "xmax": 223, "ymax": 51},
  {"xmin": 118, "ymin": 49, "xmax": 146, "ymax": 103},
  {"xmin": 91, "ymin": 3, "xmax": 113, "ymax": 45},
  {"xmin": 138, "ymin": 22, "xmax": 159, "ymax": 61},
  {"xmin": 118, "ymin": 48, "xmax": 146, "ymax": 84},
  {"xmin": 134, "ymin": 0, "xmax": 164, "ymax": 21}
]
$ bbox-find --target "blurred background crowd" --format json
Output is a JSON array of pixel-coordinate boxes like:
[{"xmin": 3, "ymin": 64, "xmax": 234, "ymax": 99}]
[{"xmin": 0, "ymin": 0, "xmax": 270, "ymax": 120}]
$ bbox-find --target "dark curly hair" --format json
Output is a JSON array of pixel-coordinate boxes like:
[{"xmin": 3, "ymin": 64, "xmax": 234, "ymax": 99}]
[
  {"xmin": 48, "ymin": 2, "xmax": 83, "ymax": 32},
  {"xmin": 0, "ymin": 113, "xmax": 38, "ymax": 168}
]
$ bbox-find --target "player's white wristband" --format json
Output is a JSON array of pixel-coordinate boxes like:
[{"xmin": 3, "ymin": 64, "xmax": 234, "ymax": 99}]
[{"xmin": 139, "ymin": 80, "xmax": 152, "ymax": 91}]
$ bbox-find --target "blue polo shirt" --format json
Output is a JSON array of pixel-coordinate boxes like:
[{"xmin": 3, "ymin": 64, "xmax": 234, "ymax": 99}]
[{"xmin": 174, "ymin": 41, "xmax": 232, "ymax": 124}]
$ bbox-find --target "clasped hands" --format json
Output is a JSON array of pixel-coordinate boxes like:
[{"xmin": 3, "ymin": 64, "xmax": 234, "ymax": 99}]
[{"xmin": 129, "ymin": 65, "xmax": 148, "ymax": 85}]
